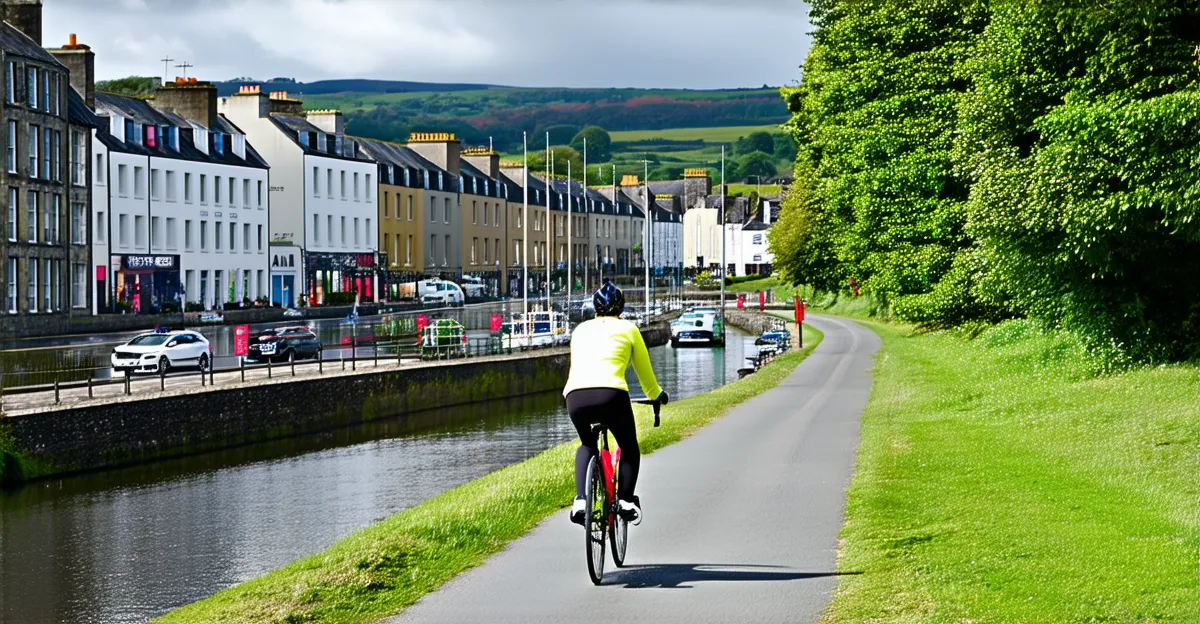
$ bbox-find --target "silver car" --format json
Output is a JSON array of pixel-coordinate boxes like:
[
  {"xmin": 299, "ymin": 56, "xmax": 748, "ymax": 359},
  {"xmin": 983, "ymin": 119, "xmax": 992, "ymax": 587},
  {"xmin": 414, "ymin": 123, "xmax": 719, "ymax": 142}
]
[{"xmin": 111, "ymin": 330, "xmax": 213, "ymax": 374}]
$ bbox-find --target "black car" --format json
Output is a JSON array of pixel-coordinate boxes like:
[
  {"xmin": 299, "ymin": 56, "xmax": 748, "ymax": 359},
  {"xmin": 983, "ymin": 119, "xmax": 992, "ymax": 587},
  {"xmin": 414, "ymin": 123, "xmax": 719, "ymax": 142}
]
[{"xmin": 245, "ymin": 327, "xmax": 322, "ymax": 363}]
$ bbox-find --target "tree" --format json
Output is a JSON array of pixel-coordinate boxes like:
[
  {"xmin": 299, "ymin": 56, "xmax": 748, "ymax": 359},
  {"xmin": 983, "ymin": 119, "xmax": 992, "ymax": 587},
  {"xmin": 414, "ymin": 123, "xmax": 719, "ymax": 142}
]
[
  {"xmin": 735, "ymin": 131, "xmax": 775, "ymax": 156},
  {"xmin": 772, "ymin": 133, "xmax": 798, "ymax": 162},
  {"xmin": 570, "ymin": 126, "xmax": 613, "ymax": 162},
  {"xmin": 533, "ymin": 125, "xmax": 581, "ymax": 150},
  {"xmin": 738, "ymin": 151, "xmax": 777, "ymax": 181},
  {"xmin": 527, "ymin": 146, "xmax": 583, "ymax": 178},
  {"xmin": 95, "ymin": 76, "xmax": 160, "ymax": 96}
]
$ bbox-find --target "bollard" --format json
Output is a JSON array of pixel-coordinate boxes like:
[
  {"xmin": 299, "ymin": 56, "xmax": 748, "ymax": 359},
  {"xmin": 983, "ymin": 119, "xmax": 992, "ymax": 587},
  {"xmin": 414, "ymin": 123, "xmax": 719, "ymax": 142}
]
[
  {"xmin": 341, "ymin": 354, "xmax": 346, "ymax": 371},
  {"xmin": 267, "ymin": 357, "xmax": 272, "ymax": 379},
  {"xmin": 54, "ymin": 376, "xmax": 60, "ymax": 404},
  {"xmin": 373, "ymin": 341, "xmax": 378, "ymax": 367},
  {"xmin": 291, "ymin": 353, "xmax": 296, "ymax": 377},
  {"xmin": 160, "ymin": 366, "xmax": 165, "ymax": 392},
  {"xmin": 209, "ymin": 365, "xmax": 215, "ymax": 387},
  {"xmin": 87, "ymin": 376, "xmax": 93, "ymax": 399},
  {"xmin": 319, "ymin": 353, "xmax": 323, "ymax": 374},
  {"xmin": 240, "ymin": 357, "xmax": 245, "ymax": 382},
  {"xmin": 125, "ymin": 372, "xmax": 132, "ymax": 395},
  {"xmin": 200, "ymin": 366, "xmax": 206, "ymax": 387},
  {"xmin": 352, "ymin": 337, "xmax": 357, "ymax": 371}
]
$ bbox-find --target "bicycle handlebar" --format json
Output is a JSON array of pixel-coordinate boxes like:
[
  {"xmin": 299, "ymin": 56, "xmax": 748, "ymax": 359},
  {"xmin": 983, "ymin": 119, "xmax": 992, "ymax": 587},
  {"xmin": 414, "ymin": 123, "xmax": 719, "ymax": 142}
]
[{"xmin": 634, "ymin": 399, "xmax": 662, "ymax": 428}]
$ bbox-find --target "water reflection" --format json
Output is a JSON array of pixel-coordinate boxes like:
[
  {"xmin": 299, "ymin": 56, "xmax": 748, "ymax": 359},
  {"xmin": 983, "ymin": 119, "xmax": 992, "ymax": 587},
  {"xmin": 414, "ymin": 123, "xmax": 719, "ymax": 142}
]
[{"xmin": 0, "ymin": 329, "xmax": 754, "ymax": 623}]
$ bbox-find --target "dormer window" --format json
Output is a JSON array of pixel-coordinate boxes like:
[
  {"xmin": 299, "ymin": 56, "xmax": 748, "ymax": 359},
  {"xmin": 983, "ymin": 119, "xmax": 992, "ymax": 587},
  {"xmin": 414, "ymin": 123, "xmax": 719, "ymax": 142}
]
[
  {"xmin": 213, "ymin": 132, "xmax": 224, "ymax": 154},
  {"xmin": 314, "ymin": 133, "xmax": 323, "ymax": 151},
  {"xmin": 299, "ymin": 132, "xmax": 309, "ymax": 148},
  {"xmin": 146, "ymin": 125, "xmax": 156, "ymax": 148}
]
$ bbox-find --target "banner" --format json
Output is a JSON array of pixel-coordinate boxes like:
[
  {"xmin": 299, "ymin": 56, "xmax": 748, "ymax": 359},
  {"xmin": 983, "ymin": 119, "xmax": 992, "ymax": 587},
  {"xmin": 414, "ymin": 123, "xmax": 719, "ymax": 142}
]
[{"xmin": 234, "ymin": 325, "xmax": 250, "ymax": 356}]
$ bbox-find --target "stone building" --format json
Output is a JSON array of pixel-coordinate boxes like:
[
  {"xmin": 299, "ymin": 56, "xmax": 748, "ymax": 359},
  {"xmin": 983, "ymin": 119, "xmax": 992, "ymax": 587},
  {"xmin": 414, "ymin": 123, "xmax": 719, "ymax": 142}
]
[
  {"xmin": 354, "ymin": 136, "xmax": 432, "ymax": 300},
  {"xmin": 0, "ymin": 2, "xmax": 73, "ymax": 334}
]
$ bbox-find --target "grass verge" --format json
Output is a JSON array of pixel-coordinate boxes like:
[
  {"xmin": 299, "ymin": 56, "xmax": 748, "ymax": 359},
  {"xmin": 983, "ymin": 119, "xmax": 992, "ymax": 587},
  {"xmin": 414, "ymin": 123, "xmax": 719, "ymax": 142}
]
[
  {"xmin": 823, "ymin": 319, "xmax": 1200, "ymax": 622},
  {"xmin": 157, "ymin": 323, "xmax": 823, "ymax": 624}
]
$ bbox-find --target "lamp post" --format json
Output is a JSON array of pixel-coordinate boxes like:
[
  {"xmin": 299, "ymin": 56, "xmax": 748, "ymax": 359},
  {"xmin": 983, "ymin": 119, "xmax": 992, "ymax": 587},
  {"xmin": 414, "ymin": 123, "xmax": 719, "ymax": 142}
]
[
  {"xmin": 522, "ymin": 132, "xmax": 529, "ymax": 337},
  {"xmin": 720, "ymin": 146, "xmax": 726, "ymax": 329}
]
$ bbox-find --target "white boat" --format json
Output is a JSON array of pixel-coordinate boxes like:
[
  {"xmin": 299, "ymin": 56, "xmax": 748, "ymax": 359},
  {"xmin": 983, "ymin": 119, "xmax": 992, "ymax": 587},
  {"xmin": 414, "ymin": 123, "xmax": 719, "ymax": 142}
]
[
  {"xmin": 500, "ymin": 311, "xmax": 571, "ymax": 349},
  {"xmin": 671, "ymin": 309, "xmax": 725, "ymax": 347}
]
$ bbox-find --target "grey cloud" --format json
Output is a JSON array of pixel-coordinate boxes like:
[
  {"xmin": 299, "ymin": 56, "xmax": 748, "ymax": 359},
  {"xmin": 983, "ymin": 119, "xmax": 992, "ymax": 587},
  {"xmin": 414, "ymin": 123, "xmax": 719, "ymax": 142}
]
[{"xmin": 44, "ymin": 0, "xmax": 811, "ymax": 88}]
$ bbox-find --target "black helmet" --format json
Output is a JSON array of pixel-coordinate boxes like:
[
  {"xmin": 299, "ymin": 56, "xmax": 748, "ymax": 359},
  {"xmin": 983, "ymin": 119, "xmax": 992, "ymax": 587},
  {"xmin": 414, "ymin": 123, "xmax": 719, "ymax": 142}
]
[{"xmin": 593, "ymin": 280, "xmax": 625, "ymax": 317}]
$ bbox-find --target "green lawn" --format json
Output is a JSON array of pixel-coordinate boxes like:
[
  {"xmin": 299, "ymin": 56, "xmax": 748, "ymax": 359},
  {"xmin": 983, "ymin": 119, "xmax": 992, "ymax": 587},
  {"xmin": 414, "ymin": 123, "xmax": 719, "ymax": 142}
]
[
  {"xmin": 825, "ymin": 320, "xmax": 1200, "ymax": 622},
  {"xmin": 157, "ymin": 325, "xmax": 823, "ymax": 624},
  {"xmin": 610, "ymin": 124, "xmax": 782, "ymax": 143}
]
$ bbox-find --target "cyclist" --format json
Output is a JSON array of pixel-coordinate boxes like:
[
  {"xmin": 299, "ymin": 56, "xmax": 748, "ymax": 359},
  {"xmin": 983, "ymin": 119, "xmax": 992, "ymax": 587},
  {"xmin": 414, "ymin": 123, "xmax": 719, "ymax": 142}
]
[{"xmin": 564, "ymin": 280, "xmax": 668, "ymax": 526}]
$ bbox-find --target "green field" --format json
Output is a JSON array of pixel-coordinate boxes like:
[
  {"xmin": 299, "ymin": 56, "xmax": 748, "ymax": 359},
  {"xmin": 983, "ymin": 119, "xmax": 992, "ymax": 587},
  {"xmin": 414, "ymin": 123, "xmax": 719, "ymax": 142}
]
[
  {"xmin": 823, "ymin": 318, "xmax": 1200, "ymax": 622},
  {"xmin": 610, "ymin": 124, "xmax": 782, "ymax": 143}
]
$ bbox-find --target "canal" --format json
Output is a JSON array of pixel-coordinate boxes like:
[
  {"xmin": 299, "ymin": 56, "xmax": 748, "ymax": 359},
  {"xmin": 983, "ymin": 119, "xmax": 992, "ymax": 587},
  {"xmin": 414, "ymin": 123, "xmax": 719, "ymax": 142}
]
[{"xmin": 0, "ymin": 327, "xmax": 755, "ymax": 623}]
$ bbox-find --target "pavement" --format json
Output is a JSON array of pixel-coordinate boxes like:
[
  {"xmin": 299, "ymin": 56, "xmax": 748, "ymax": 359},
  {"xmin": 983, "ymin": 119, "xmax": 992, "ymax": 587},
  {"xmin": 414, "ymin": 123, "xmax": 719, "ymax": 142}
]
[{"xmin": 386, "ymin": 314, "xmax": 882, "ymax": 624}]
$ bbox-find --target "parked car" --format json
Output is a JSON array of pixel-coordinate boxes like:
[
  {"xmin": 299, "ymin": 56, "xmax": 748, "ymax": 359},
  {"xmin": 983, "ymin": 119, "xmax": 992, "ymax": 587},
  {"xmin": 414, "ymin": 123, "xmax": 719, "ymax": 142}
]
[
  {"xmin": 245, "ymin": 326, "xmax": 323, "ymax": 363},
  {"xmin": 111, "ymin": 330, "xmax": 212, "ymax": 374},
  {"xmin": 419, "ymin": 280, "xmax": 465, "ymax": 307},
  {"xmin": 460, "ymin": 275, "xmax": 485, "ymax": 299}
]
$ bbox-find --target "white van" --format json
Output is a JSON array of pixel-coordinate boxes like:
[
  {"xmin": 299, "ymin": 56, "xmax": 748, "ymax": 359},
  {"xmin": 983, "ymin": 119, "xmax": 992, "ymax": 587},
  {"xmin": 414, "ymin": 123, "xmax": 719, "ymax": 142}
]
[{"xmin": 419, "ymin": 280, "xmax": 465, "ymax": 307}]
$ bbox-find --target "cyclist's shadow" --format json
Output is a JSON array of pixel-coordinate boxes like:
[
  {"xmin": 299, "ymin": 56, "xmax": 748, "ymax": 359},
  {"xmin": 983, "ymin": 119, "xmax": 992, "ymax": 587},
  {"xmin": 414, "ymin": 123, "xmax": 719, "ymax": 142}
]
[{"xmin": 606, "ymin": 564, "xmax": 854, "ymax": 589}]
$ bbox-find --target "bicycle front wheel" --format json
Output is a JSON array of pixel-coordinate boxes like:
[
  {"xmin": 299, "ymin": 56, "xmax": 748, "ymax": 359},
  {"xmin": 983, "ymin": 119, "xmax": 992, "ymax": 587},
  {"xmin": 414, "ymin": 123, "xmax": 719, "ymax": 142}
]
[
  {"xmin": 610, "ymin": 509, "xmax": 628, "ymax": 567},
  {"xmin": 584, "ymin": 457, "xmax": 607, "ymax": 585}
]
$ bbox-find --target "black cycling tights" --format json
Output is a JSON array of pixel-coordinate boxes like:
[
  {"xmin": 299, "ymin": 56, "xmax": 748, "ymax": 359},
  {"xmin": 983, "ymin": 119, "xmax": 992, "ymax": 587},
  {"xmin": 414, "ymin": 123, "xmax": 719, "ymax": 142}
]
[{"xmin": 566, "ymin": 388, "xmax": 640, "ymax": 502}]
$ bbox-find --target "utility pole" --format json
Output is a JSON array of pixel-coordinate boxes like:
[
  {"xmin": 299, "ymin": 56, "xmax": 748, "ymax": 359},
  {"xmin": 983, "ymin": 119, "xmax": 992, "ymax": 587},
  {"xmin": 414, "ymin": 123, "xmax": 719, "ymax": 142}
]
[
  {"xmin": 567, "ymin": 157, "xmax": 573, "ymax": 314},
  {"xmin": 642, "ymin": 159, "xmax": 652, "ymax": 322},
  {"xmin": 160, "ymin": 56, "xmax": 174, "ymax": 84},
  {"xmin": 175, "ymin": 61, "xmax": 193, "ymax": 79},
  {"xmin": 523, "ymin": 132, "xmax": 529, "ymax": 336},
  {"xmin": 546, "ymin": 135, "xmax": 553, "ymax": 314},
  {"xmin": 720, "ymin": 146, "xmax": 727, "ymax": 329}
]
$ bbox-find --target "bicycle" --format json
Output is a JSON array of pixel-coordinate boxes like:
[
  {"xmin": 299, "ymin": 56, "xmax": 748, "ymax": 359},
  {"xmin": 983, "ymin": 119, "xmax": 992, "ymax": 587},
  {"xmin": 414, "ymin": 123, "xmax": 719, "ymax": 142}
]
[{"xmin": 584, "ymin": 397, "xmax": 662, "ymax": 585}]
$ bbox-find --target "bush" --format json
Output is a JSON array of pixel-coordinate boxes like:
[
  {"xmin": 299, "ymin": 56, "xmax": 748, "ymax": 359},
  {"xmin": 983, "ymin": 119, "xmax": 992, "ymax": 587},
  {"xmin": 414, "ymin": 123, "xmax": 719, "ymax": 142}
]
[{"xmin": 185, "ymin": 302, "xmax": 204, "ymax": 313}]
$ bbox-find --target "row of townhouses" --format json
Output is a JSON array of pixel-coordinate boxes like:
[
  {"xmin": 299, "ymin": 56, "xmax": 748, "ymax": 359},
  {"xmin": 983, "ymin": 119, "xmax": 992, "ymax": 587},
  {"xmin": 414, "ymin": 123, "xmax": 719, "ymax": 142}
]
[{"xmin": 0, "ymin": 0, "xmax": 775, "ymax": 336}]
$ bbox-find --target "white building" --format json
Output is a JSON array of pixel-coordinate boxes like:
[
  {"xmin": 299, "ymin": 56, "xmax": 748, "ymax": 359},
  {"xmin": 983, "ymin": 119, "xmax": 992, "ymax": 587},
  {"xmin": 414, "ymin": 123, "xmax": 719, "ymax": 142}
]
[
  {"xmin": 651, "ymin": 204, "xmax": 683, "ymax": 272},
  {"xmin": 91, "ymin": 81, "xmax": 270, "ymax": 313},
  {"xmin": 221, "ymin": 87, "xmax": 378, "ymax": 306}
]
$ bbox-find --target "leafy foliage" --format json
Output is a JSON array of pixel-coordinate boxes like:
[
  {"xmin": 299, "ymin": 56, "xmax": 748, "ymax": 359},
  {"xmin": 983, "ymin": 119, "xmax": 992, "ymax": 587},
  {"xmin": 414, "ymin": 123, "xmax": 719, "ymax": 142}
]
[
  {"xmin": 569, "ymin": 126, "xmax": 613, "ymax": 162},
  {"xmin": 738, "ymin": 151, "xmax": 778, "ymax": 180},
  {"xmin": 96, "ymin": 76, "xmax": 160, "ymax": 96},
  {"xmin": 735, "ymin": 131, "xmax": 776, "ymax": 155},
  {"xmin": 774, "ymin": 0, "xmax": 1200, "ymax": 360}
]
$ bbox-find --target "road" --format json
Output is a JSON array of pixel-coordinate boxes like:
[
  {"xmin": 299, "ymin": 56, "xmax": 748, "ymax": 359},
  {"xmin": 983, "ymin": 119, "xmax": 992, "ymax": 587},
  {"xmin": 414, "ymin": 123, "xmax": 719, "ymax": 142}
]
[{"xmin": 386, "ymin": 314, "xmax": 881, "ymax": 624}]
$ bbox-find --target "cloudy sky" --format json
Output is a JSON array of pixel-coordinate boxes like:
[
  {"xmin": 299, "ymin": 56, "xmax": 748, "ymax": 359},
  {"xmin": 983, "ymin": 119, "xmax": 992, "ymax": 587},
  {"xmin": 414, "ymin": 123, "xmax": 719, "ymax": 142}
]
[{"xmin": 43, "ymin": 0, "xmax": 812, "ymax": 89}]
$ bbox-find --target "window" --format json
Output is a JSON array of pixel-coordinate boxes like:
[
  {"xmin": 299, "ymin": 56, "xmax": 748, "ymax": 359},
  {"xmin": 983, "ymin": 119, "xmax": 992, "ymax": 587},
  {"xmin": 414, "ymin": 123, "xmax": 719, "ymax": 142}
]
[
  {"xmin": 215, "ymin": 221, "xmax": 223, "ymax": 251},
  {"xmin": 353, "ymin": 217, "xmax": 360, "ymax": 246},
  {"xmin": 429, "ymin": 197, "xmax": 435, "ymax": 222},
  {"xmin": 185, "ymin": 220, "xmax": 194, "ymax": 250},
  {"xmin": 312, "ymin": 214, "xmax": 319, "ymax": 244},
  {"xmin": 7, "ymin": 121, "xmax": 15, "ymax": 173},
  {"xmin": 229, "ymin": 222, "xmax": 236, "ymax": 253},
  {"xmin": 243, "ymin": 180, "xmax": 250, "ymax": 208},
  {"xmin": 134, "ymin": 215, "xmax": 145, "ymax": 247},
  {"xmin": 43, "ymin": 259, "xmax": 51, "ymax": 312},
  {"xmin": 133, "ymin": 166, "xmax": 145, "ymax": 198},
  {"xmin": 73, "ymin": 263, "xmax": 86, "ymax": 309},
  {"xmin": 200, "ymin": 220, "xmax": 208, "ymax": 250},
  {"xmin": 166, "ymin": 171, "xmax": 177, "ymax": 201},
  {"xmin": 483, "ymin": 236, "xmax": 489, "ymax": 263},
  {"xmin": 340, "ymin": 216, "xmax": 347, "ymax": 246},
  {"xmin": 482, "ymin": 202, "xmax": 488, "ymax": 226},
  {"xmin": 228, "ymin": 177, "xmax": 236, "ymax": 207},
  {"xmin": 365, "ymin": 218, "xmax": 372, "ymax": 247},
  {"xmin": 166, "ymin": 217, "xmax": 177, "ymax": 249},
  {"xmin": 50, "ymin": 194, "xmax": 60, "ymax": 243},
  {"xmin": 444, "ymin": 235, "xmax": 450, "ymax": 265},
  {"xmin": 257, "ymin": 225, "xmax": 264, "ymax": 252},
  {"xmin": 96, "ymin": 211, "xmax": 105, "ymax": 243},
  {"xmin": 7, "ymin": 188, "xmax": 15, "ymax": 242},
  {"xmin": 383, "ymin": 193, "xmax": 389, "ymax": 219},
  {"xmin": 444, "ymin": 198, "xmax": 451, "ymax": 224},
  {"xmin": 150, "ymin": 168, "xmax": 161, "ymax": 199},
  {"xmin": 28, "ymin": 124, "xmax": 38, "ymax": 177},
  {"xmin": 430, "ymin": 234, "xmax": 436, "ymax": 263},
  {"xmin": 327, "ymin": 215, "xmax": 333, "ymax": 245},
  {"xmin": 5, "ymin": 62, "xmax": 12, "ymax": 104},
  {"xmin": 41, "ymin": 70, "xmax": 49, "ymax": 113},
  {"xmin": 243, "ymin": 223, "xmax": 250, "ymax": 251},
  {"xmin": 472, "ymin": 201, "xmax": 478, "ymax": 225},
  {"xmin": 43, "ymin": 127, "xmax": 50, "ymax": 179},
  {"xmin": 6, "ymin": 258, "xmax": 14, "ymax": 313},
  {"xmin": 95, "ymin": 153, "xmax": 105, "ymax": 185},
  {"xmin": 26, "ymin": 66, "xmax": 36, "ymax": 109},
  {"xmin": 405, "ymin": 234, "xmax": 412, "ymax": 266},
  {"xmin": 353, "ymin": 172, "xmax": 359, "ymax": 201},
  {"xmin": 26, "ymin": 190, "xmax": 36, "ymax": 242},
  {"xmin": 340, "ymin": 171, "xmax": 346, "ymax": 199},
  {"xmin": 214, "ymin": 176, "xmax": 222, "ymax": 204},
  {"xmin": 184, "ymin": 172, "xmax": 193, "ymax": 202},
  {"xmin": 312, "ymin": 166, "xmax": 319, "ymax": 196},
  {"xmin": 257, "ymin": 181, "xmax": 263, "ymax": 209},
  {"xmin": 71, "ymin": 130, "xmax": 85, "ymax": 185},
  {"xmin": 27, "ymin": 259, "xmax": 36, "ymax": 312},
  {"xmin": 199, "ymin": 174, "xmax": 207, "ymax": 203},
  {"xmin": 326, "ymin": 169, "xmax": 333, "ymax": 198},
  {"xmin": 365, "ymin": 174, "xmax": 372, "ymax": 201},
  {"xmin": 471, "ymin": 237, "xmax": 478, "ymax": 263},
  {"xmin": 407, "ymin": 195, "xmax": 413, "ymax": 220}
]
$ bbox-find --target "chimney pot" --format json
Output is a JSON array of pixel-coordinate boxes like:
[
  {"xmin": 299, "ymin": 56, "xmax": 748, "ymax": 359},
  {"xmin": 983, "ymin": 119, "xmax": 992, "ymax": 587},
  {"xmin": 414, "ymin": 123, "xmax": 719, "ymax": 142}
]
[{"xmin": 68, "ymin": 33, "xmax": 76, "ymax": 46}]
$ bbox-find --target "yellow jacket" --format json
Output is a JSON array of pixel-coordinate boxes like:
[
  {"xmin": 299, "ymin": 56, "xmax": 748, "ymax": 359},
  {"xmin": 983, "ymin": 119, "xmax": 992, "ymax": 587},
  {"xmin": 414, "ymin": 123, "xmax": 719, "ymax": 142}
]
[{"xmin": 563, "ymin": 317, "xmax": 663, "ymax": 400}]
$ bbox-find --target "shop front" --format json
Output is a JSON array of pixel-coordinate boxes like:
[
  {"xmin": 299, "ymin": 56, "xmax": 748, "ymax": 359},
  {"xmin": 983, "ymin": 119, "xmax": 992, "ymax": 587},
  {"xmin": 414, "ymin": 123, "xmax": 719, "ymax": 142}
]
[
  {"xmin": 270, "ymin": 245, "xmax": 302, "ymax": 308},
  {"xmin": 305, "ymin": 252, "xmax": 378, "ymax": 306},
  {"xmin": 110, "ymin": 254, "xmax": 182, "ymax": 315}
]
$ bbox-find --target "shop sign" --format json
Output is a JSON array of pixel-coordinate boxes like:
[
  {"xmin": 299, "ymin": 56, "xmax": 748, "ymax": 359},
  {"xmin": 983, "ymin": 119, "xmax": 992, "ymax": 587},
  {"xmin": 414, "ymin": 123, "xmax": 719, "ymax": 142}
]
[{"xmin": 121, "ymin": 255, "xmax": 178, "ymax": 271}]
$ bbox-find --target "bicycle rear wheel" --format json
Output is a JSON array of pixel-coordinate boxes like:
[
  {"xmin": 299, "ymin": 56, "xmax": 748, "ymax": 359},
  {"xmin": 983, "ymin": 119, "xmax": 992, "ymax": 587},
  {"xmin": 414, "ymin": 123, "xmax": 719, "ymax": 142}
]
[{"xmin": 584, "ymin": 457, "xmax": 607, "ymax": 585}]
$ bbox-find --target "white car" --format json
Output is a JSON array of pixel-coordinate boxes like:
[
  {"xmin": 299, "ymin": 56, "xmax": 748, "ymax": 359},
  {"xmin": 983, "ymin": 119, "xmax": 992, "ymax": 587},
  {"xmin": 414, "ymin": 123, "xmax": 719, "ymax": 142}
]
[
  {"xmin": 419, "ymin": 280, "xmax": 465, "ymax": 307},
  {"xmin": 111, "ymin": 330, "xmax": 213, "ymax": 374}
]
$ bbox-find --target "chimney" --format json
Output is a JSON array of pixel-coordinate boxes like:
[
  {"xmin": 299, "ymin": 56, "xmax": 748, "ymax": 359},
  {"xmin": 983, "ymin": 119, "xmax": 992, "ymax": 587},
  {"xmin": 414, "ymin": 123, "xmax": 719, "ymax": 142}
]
[
  {"xmin": 268, "ymin": 90, "xmax": 303, "ymax": 115},
  {"xmin": 408, "ymin": 132, "xmax": 461, "ymax": 176},
  {"xmin": 682, "ymin": 168, "xmax": 712, "ymax": 211},
  {"xmin": 499, "ymin": 160, "xmax": 527, "ymax": 187},
  {"xmin": 305, "ymin": 109, "xmax": 344, "ymax": 136},
  {"xmin": 47, "ymin": 33, "xmax": 95, "ymax": 107},
  {"xmin": 1, "ymin": 0, "xmax": 41, "ymax": 45},
  {"xmin": 461, "ymin": 146, "xmax": 499, "ymax": 179},
  {"xmin": 219, "ymin": 84, "xmax": 269, "ymax": 122},
  {"xmin": 155, "ymin": 78, "xmax": 219, "ymax": 127}
]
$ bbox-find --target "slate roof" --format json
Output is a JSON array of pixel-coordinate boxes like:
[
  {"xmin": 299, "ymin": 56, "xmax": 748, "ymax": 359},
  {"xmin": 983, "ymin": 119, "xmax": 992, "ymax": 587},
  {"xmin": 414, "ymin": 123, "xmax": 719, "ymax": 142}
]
[
  {"xmin": 460, "ymin": 161, "xmax": 504, "ymax": 199},
  {"xmin": 269, "ymin": 114, "xmax": 365, "ymax": 163},
  {"xmin": 67, "ymin": 88, "xmax": 104, "ymax": 129},
  {"xmin": 355, "ymin": 137, "xmax": 452, "ymax": 192},
  {"xmin": 93, "ymin": 92, "xmax": 268, "ymax": 169},
  {"xmin": 0, "ymin": 21, "xmax": 64, "ymax": 66}
]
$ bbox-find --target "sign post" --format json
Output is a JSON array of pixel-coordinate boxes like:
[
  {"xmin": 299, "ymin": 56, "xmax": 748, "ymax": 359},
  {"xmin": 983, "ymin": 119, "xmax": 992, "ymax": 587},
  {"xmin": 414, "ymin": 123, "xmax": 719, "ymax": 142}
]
[
  {"xmin": 794, "ymin": 296, "xmax": 806, "ymax": 348},
  {"xmin": 234, "ymin": 325, "xmax": 250, "ymax": 357}
]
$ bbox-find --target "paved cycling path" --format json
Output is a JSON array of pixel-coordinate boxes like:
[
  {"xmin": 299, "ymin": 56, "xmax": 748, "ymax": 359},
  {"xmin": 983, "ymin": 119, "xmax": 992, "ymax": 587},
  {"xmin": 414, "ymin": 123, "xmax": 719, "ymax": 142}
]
[{"xmin": 387, "ymin": 315, "xmax": 881, "ymax": 624}]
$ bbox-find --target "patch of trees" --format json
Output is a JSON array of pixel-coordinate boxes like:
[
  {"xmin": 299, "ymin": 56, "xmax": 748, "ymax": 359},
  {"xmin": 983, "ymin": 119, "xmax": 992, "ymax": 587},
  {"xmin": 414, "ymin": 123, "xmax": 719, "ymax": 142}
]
[
  {"xmin": 773, "ymin": 0, "xmax": 1200, "ymax": 361},
  {"xmin": 95, "ymin": 76, "xmax": 160, "ymax": 95}
]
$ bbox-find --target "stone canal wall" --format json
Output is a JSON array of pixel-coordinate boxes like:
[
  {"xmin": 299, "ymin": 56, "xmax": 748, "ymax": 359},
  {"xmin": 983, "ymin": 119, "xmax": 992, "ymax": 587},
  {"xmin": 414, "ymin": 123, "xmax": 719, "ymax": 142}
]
[{"xmin": 1, "ymin": 319, "xmax": 673, "ymax": 482}]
